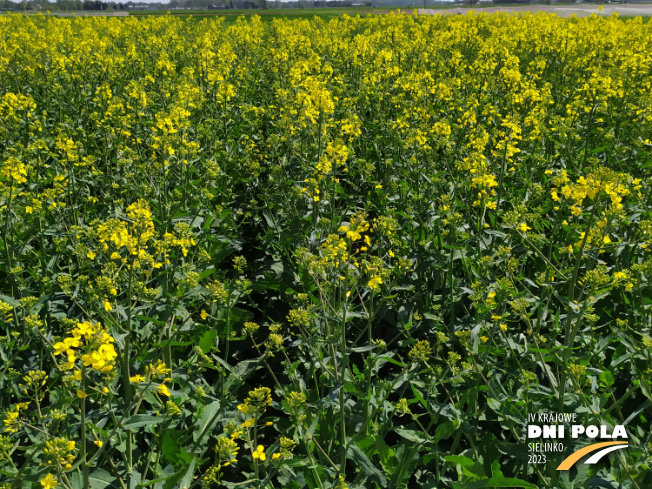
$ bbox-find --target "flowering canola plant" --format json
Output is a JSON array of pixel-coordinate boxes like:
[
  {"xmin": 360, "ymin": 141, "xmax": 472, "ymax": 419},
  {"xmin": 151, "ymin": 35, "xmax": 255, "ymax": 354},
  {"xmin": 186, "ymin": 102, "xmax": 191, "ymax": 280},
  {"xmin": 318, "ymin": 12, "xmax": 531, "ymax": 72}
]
[{"xmin": 1, "ymin": 10, "xmax": 652, "ymax": 489}]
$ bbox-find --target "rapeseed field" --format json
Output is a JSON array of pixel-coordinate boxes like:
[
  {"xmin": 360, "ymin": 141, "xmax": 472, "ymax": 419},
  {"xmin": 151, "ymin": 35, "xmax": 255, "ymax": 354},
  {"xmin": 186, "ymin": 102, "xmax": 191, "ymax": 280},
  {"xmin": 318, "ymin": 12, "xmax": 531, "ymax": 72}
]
[{"xmin": 1, "ymin": 10, "xmax": 651, "ymax": 489}]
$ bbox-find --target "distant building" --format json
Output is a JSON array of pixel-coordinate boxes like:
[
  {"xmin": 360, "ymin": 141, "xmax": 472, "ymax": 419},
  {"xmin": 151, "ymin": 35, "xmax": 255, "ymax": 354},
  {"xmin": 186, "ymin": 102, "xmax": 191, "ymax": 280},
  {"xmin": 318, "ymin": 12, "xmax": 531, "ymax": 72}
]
[{"xmin": 126, "ymin": 3, "xmax": 159, "ymax": 9}]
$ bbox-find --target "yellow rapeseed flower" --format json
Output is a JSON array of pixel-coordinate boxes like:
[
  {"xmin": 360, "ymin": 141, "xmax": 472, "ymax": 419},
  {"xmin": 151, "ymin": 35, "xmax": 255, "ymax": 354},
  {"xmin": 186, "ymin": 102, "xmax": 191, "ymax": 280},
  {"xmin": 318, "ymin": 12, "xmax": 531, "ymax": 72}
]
[
  {"xmin": 3, "ymin": 411, "xmax": 20, "ymax": 433},
  {"xmin": 241, "ymin": 418, "xmax": 255, "ymax": 428},
  {"xmin": 517, "ymin": 223, "xmax": 531, "ymax": 233},
  {"xmin": 40, "ymin": 474, "xmax": 58, "ymax": 489},
  {"xmin": 252, "ymin": 445, "xmax": 266, "ymax": 461},
  {"xmin": 368, "ymin": 276, "xmax": 382, "ymax": 290}
]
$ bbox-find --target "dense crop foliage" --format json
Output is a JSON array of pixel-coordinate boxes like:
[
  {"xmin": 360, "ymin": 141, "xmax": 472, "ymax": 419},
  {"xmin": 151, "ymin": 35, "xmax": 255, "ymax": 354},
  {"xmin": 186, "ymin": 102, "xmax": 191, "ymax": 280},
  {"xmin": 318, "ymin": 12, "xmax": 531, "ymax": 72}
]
[{"xmin": 1, "ymin": 10, "xmax": 652, "ymax": 489}]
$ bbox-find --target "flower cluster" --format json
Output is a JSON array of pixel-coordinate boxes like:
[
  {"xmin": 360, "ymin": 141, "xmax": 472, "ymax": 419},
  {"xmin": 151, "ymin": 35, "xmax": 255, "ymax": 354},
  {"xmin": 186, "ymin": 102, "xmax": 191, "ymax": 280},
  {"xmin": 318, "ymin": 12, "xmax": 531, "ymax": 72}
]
[
  {"xmin": 237, "ymin": 387, "xmax": 273, "ymax": 419},
  {"xmin": 43, "ymin": 437, "xmax": 76, "ymax": 471},
  {"xmin": 53, "ymin": 321, "xmax": 117, "ymax": 373}
]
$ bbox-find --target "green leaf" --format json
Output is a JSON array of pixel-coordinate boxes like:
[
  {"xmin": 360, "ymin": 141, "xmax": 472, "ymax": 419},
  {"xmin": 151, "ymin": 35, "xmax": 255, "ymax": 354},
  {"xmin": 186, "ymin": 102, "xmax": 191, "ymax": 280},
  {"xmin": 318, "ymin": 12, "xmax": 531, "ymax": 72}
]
[
  {"xmin": 452, "ymin": 477, "xmax": 538, "ymax": 489},
  {"xmin": 378, "ymin": 355, "xmax": 405, "ymax": 368},
  {"xmin": 558, "ymin": 462, "xmax": 590, "ymax": 488},
  {"xmin": 198, "ymin": 329, "xmax": 217, "ymax": 354},
  {"xmin": 162, "ymin": 430, "xmax": 181, "ymax": 464},
  {"xmin": 445, "ymin": 455, "xmax": 476, "ymax": 468},
  {"xmin": 435, "ymin": 421, "xmax": 456, "ymax": 441},
  {"xmin": 446, "ymin": 454, "xmax": 485, "ymax": 478},
  {"xmin": 89, "ymin": 469, "xmax": 117, "ymax": 489},
  {"xmin": 263, "ymin": 211, "xmax": 282, "ymax": 232},
  {"xmin": 162, "ymin": 458, "xmax": 195, "ymax": 489},
  {"xmin": 395, "ymin": 428, "xmax": 429, "ymax": 444},
  {"xmin": 599, "ymin": 369, "xmax": 614, "ymax": 388},
  {"xmin": 486, "ymin": 398, "xmax": 501, "ymax": 413},
  {"xmin": 177, "ymin": 458, "xmax": 195, "ymax": 489},
  {"xmin": 0, "ymin": 294, "xmax": 19, "ymax": 307},
  {"xmin": 303, "ymin": 464, "xmax": 326, "ymax": 489},
  {"xmin": 122, "ymin": 415, "xmax": 165, "ymax": 430},
  {"xmin": 134, "ymin": 315, "xmax": 166, "ymax": 326},
  {"xmin": 410, "ymin": 383, "xmax": 428, "ymax": 410},
  {"xmin": 198, "ymin": 268, "xmax": 215, "ymax": 280},
  {"xmin": 152, "ymin": 340, "xmax": 195, "ymax": 348},
  {"xmin": 193, "ymin": 400, "xmax": 221, "ymax": 445},
  {"xmin": 69, "ymin": 471, "xmax": 82, "ymax": 489},
  {"xmin": 390, "ymin": 442, "xmax": 420, "ymax": 488},
  {"xmin": 348, "ymin": 443, "xmax": 389, "ymax": 487}
]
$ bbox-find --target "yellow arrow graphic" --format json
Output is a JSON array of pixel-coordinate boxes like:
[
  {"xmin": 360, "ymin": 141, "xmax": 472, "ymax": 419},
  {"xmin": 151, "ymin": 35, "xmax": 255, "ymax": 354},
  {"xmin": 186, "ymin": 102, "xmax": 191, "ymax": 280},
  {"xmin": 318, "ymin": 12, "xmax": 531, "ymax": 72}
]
[{"xmin": 557, "ymin": 441, "xmax": 628, "ymax": 470}]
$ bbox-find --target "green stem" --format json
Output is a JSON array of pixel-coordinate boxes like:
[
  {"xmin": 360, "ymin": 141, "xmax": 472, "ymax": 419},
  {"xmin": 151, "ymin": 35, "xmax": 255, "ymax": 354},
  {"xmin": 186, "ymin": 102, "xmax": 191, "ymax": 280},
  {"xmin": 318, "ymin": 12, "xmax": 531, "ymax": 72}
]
[
  {"xmin": 38, "ymin": 216, "xmax": 47, "ymax": 279},
  {"xmin": 448, "ymin": 229, "xmax": 456, "ymax": 325},
  {"xmin": 299, "ymin": 425, "xmax": 324, "ymax": 489},
  {"xmin": 123, "ymin": 258, "xmax": 136, "ymax": 471},
  {"xmin": 491, "ymin": 127, "xmax": 511, "ymax": 253},
  {"xmin": 80, "ymin": 369, "xmax": 89, "ymax": 489},
  {"xmin": 363, "ymin": 292, "xmax": 374, "ymax": 435},
  {"xmin": 557, "ymin": 205, "xmax": 597, "ymax": 413},
  {"xmin": 253, "ymin": 421, "xmax": 259, "ymax": 482},
  {"xmin": 339, "ymin": 304, "xmax": 347, "ymax": 474},
  {"xmin": 3, "ymin": 183, "xmax": 14, "ymax": 283},
  {"xmin": 222, "ymin": 286, "xmax": 232, "ymax": 399}
]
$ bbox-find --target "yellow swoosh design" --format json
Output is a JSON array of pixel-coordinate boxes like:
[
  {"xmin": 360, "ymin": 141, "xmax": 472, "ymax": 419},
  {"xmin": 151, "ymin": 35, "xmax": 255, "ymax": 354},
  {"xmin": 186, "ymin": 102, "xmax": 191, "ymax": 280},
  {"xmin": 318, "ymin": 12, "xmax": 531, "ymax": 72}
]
[{"xmin": 557, "ymin": 441, "xmax": 628, "ymax": 470}]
